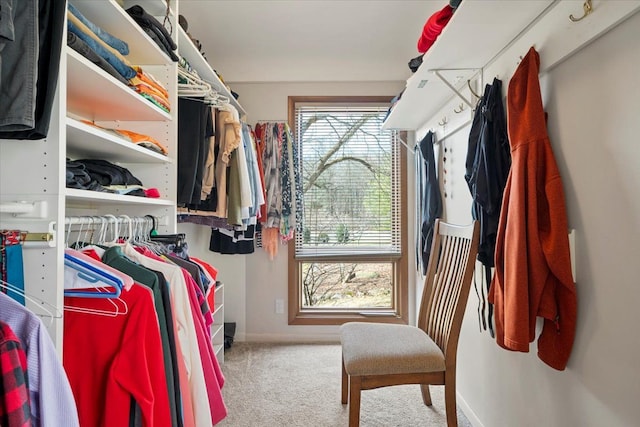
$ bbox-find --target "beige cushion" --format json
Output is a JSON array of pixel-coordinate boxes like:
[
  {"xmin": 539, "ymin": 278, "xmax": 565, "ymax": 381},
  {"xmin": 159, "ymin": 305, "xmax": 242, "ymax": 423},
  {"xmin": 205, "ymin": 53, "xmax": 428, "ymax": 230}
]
[{"xmin": 340, "ymin": 322, "xmax": 445, "ymax": 376}]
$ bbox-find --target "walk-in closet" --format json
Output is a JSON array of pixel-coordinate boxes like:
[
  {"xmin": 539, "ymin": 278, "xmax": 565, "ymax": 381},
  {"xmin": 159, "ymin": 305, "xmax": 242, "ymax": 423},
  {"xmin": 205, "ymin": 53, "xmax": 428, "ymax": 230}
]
[{"xmin": 1, "ymin": 1, "xmax": 640, "ymax": 426}]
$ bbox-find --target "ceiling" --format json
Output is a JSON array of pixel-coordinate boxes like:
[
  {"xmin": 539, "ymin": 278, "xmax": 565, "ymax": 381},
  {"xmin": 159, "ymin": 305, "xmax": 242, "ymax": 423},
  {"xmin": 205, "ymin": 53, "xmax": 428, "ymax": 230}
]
[{"xmin": 178, "ymin": 1, "xmax": 442, "ymax": 83}]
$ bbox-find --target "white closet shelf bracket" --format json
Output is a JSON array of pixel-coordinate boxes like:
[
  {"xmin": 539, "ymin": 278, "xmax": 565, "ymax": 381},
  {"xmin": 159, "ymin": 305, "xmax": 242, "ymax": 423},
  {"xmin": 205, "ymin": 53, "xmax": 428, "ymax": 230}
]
[
  {"xmin": 430, "ymin": 68, "xmax": 482, "ymax": 110},
  {"xmin": 0, "ymin": 201, "xmax": 48, "ymax": 219}
]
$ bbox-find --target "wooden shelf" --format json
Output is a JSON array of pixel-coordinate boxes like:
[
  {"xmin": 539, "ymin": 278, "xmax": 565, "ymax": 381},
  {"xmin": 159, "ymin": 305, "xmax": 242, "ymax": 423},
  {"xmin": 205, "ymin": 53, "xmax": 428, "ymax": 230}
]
[
  {"xmin": 383, "ymin": 0, "xmax": 554, "ymax": 131},
  {"xmin": 177, "ymin": 26, "xmax": 246, "ymax": 115},
  {"xmin": 66, "ymin": 118, "xmax": 172, "ymax": 164},
  {"xmin": 72, "ymin": 0, "xmax": 172, "ymax": 65},
  {"xmin": 67, "ymin": 48, "xmax": 171, "ymax": 122},
  {"xmin": 65, "ymin": 188, "xmax": 174, "ymax": 206}
]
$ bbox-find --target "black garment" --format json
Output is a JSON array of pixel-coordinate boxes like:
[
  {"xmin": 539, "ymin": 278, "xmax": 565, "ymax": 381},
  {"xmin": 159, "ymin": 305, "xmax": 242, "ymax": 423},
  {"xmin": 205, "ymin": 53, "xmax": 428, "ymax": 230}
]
[
  {"xmin": 465, "ymin": 78, "xmax": 511, "ymax": 336},
  {"xmin": 139, "ymin": 26, "xmax": 178, "ymax": 61},
  {"xmin": 209, "ymin": 225, "xmax": 255, "ymax": 255},
  {"xmin": 74, "ymin": 159, "xmax": 143, "ymax": 186},
  {"xmin": 67, "ymin": 32, "xmax": 128, "ymax": 86},
  {"xmin": 0, "ymin": 0, "xmax": 65, "ymax": 140},
  {"xmin": 177, "ymin": 98, "xmax": 210, "ymax": 206},
  {"xmin": 126, "ymin": 5, "xmax": 178, "ymax": 62},
  {"xmin": 464, "ymin": 78, "xmax": 511, "ymax": 268},
  {"xmin": 66, "ymin": 159, "xmax": 116, "ymax": 192},
  {"xmin": 415, "ymin": 131, "xmax": 442, "ymax": 275}
]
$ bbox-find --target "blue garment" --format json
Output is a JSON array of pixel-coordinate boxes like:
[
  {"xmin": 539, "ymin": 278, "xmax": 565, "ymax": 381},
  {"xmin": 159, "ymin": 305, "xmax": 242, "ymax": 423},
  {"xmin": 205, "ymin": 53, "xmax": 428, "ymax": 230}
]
[
  {"xmin": 67, "ymin": 19, "xmax": 136, "ymax": 80},
  {"xmin": 67, "ymin": 3, "xmax": 129, "ymax": 55},
  {"xmin": 5, "ymin": 244, "xmax": 25, "ymax": 305},
  {"xmin": 0, "ymin": 293, "xmax": 80, "ymax": 427}
]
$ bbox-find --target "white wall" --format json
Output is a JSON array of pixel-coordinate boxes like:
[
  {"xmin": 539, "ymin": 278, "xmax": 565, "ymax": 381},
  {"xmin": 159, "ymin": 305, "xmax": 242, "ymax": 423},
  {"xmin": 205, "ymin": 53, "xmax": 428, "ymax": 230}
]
[
  {"xmin": 416, "ymin": 12, "xmax": 640, "ymax": 427},
  {"xmin": 180, "ymin": 81, "xmax": 406, "ymax": 342}
]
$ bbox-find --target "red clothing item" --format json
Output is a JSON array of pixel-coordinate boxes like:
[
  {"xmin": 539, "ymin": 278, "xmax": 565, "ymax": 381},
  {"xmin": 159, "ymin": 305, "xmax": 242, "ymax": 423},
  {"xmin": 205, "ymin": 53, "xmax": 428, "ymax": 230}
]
[
  {"xmin": 489, "ymin": 47, "xmax": 577, "ymax": 371},
  {"xmin": 0, "ymin": 321, "xmax": 31, "ymax": 427},
  {"xmin": 63, "ymin": 285, "xmax": 171, "ymax": 426},
  {"xmin": 416, "ymin": 5, "xmax": 454, "ymax": 54}
]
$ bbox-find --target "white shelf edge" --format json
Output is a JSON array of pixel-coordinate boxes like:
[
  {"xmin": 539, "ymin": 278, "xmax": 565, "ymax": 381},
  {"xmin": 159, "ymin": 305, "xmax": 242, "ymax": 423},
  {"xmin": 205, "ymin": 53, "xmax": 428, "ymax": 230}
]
[
  {"xmin": 211, "ymin": 324, "xmax": 224, "ymax": 337},
  {"xmin": 65, "ymin": 188, "xmax": 174, "ymax": 206},
  {"xmin": 176, "ymin": 26, "xmax": 246, "ymax": 116},
  {"xmin": 212, "ymin": 304, "xmax": 223, "ymax": 318},
  {"xmin": 383, "ymin": 0, "xmax": 556, "ymax": 131},
  {"xmin": 66, "ymin": 48, "xmax": 172, "ymax": 121},
  {"xmin": 66, "ymin": 118, "xmax": 173, "ymax": 164}
]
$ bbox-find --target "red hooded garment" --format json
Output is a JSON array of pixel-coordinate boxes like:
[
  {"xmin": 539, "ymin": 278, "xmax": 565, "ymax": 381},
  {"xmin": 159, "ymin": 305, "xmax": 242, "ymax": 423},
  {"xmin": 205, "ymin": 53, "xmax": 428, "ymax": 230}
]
[{"xmin": 488, "ymin": 46, "xmax": 577, "ymax": 371}]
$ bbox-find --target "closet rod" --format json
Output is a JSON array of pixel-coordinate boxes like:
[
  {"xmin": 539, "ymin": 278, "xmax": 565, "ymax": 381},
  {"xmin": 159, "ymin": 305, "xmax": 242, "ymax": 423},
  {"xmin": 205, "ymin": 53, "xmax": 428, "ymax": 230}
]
[{"xmin": 64, "ymin": 215, "xmax": 168, "ymax": 226}]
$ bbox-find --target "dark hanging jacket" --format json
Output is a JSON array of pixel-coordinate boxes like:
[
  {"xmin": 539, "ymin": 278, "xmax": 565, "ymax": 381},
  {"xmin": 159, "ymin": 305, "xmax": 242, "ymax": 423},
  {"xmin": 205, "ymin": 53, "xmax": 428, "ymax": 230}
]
[
  {"xmin": 465, "ymin": 78, "xmax": 511, "ymax": 336},
  {"xmin": 415, "ymin": 131, "xmax": 442, "ymax": 275},
  {"xmin": 465, "ymin": 77, "xmax": 511, "ymax": 268}
]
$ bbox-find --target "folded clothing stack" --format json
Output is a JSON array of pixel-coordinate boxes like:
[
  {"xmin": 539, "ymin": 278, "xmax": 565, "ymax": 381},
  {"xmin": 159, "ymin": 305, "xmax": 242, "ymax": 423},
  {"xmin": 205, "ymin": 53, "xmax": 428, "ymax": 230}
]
[{"xmin": 66, "ymin": 158, "xmax": 160, "ymax": 198}]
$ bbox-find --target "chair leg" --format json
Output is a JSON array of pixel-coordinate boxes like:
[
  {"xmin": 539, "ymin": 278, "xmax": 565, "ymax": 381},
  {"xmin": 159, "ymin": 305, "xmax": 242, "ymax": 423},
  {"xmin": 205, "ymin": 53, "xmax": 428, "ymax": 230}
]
[
  {"xmin": 341, "ymin": 357, "xmax": 348, "ymax": 404},
  {"xmin": 348, "ymin": 376, "xmax": 362, "ymax": 427},
  {"xmin": 444, "ymin": 371, "xmax": 458, "ymax": 427},
  {"xmin": 420, "ymin": 384, "xmax": 432, "ymax": 406}
]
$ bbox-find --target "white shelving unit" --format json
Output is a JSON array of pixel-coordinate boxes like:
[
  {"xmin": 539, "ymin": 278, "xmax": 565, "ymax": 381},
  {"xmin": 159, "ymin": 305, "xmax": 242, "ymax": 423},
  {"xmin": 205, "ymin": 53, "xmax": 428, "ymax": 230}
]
[
  {"xmin": 383, "ymin": 0, "xmax": 640, "ymax": 132},
  {"xmin": 0, "ymin": 0, "xmax": 178, "ymax": 351},
  {"xmin": 211, "ymin": 283, "xmax": 225, "ymax": 363}
]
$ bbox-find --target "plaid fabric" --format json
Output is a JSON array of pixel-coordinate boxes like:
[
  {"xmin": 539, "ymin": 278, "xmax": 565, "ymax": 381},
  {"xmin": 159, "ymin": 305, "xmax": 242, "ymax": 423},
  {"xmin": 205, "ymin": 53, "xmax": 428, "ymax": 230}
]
[{"xmin": 0, "ymin": 321, "xmax": 31, "ymax": 427}]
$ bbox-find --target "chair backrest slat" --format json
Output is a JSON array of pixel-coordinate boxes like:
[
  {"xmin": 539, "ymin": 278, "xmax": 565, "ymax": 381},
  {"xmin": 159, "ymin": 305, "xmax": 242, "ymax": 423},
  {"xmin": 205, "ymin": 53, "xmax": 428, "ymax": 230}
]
[{"xmin": 418, "ymin": 220, "xmax": 479, "ymax": 360}]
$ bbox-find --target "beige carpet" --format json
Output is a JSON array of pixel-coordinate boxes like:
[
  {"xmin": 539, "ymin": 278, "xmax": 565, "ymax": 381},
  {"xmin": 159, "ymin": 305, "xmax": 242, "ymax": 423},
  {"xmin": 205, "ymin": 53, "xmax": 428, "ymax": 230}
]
[{"xmin": 218, "ymin": 342, "xmax": 473, "ymax": 427}]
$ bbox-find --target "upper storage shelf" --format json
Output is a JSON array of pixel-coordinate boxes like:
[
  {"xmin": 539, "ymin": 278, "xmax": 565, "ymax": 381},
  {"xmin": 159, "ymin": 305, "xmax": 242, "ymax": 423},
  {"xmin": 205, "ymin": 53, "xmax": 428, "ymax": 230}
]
[
  {"xmin": 71, "ymin": 0, "xmax": 172, "ymax": 65},
  {"xmin": 67, "ymin": 48, "xmax": 172, "ymax": 122},
  {"xmin": 383, "ymin": 0, "xmax": 554, "ymax": 131},
  {"xmin": 383, "ymin": 0, "xmax": 640, "ymax": 131},
  {"xmin": 177, "ymin": 26, "xmax": 247, "ymax": 116}
]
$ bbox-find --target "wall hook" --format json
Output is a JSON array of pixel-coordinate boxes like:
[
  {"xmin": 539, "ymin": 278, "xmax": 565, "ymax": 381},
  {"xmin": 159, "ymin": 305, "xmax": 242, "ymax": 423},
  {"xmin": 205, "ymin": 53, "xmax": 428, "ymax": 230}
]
[
  {"xmin": 467, "ymin": 80, "xmax": 481, "ymax": 99},
  {"xmin": 454, "ymin": 103, "xmax": 465, "ymax": 114},
  {"xmin": 569, "ymin": 0, "xmax": 593, "ymax": 22},
  {"xmin": 438, "ymin": 117, "xmax": 448, "ymax": 127}
]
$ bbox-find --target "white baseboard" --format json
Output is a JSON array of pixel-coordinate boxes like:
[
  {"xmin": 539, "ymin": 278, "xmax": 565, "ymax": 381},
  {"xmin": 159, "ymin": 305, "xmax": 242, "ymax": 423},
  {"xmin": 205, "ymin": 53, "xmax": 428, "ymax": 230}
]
[
  {"xmin": 243, "ymin": 332, "xmax": 340, "ymax": 343},
  {"xmin": 457, "ymin": 391, "xmax": 484, "ymax": 427}
]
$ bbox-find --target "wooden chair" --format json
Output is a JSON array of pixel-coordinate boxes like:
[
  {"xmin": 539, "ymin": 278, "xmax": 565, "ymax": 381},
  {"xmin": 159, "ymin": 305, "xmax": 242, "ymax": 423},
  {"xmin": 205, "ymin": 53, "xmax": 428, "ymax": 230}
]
[{"xmin": 340, "ymin": 219, "xmax": 479, "ymax": 427}]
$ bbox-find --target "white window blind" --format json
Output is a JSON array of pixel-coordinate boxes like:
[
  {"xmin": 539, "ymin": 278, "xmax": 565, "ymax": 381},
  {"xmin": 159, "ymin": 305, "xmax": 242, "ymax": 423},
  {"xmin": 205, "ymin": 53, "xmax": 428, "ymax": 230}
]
[{"xmin": 294, "ymin": 104, "xmax": 401, "ymax": 258}]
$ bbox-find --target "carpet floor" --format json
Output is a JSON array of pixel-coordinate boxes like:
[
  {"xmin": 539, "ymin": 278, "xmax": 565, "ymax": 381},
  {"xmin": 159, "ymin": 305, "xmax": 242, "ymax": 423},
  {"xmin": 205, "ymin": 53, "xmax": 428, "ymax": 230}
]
[{"xmin": 218, "ymin": 342, "xmax": 473, "ymax": 427}]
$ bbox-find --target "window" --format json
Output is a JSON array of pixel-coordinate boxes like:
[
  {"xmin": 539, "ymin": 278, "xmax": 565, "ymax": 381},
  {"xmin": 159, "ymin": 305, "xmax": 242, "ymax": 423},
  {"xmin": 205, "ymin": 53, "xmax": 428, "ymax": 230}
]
[{"xmin": 287, "ymin": 96, "xmax": 407, "ymax": 325}]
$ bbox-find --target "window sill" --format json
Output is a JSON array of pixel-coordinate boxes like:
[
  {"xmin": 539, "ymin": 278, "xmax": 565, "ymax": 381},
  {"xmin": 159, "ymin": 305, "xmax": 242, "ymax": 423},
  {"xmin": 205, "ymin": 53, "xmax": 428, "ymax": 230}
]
[{"xmin": 289, "ymin": 310, "xmax": 408, "ymax": 326}]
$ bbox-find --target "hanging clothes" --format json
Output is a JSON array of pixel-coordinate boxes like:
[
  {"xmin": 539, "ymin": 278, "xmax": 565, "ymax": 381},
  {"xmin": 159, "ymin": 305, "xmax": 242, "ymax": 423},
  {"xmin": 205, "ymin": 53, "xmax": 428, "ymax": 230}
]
[
  {"xmin": 488, "ymin": 46, "xmax": 577, "ymax": 371},
  {"xmin": 63, "ymin": 284, "xmax": 172, "ymax": 427},
  {"xmin": 465, "ymin": 78, "xmax": 511, "ymax": 335},
  {"xmin": 415, "ymin": 131, "xmax": 442, "ymax": 276},
  {"xmin": 0, "ymin": 293, "xmax": 80, "ymax": 427}
]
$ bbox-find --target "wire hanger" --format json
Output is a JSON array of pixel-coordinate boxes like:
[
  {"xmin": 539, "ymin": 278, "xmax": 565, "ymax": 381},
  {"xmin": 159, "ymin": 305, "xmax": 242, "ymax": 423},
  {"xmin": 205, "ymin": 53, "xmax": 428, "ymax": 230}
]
[{"xmin": 0, "ymin": 280, "xmax": 62, "ymax": 326}]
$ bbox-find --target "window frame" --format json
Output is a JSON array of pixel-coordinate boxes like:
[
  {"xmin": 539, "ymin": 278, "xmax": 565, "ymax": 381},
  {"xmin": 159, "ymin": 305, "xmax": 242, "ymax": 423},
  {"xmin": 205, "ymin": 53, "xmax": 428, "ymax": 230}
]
[{"xmin": 287, "ymin": 96, "xmax": 408, "ymax": 326}]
